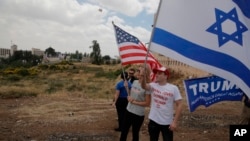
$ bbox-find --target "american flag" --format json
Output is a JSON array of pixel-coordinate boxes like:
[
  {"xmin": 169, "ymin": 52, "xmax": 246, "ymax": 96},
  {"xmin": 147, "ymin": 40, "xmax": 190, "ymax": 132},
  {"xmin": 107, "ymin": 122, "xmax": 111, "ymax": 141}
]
[
  {"xmin": 113, "ymin": 24, "xmax": 161, "ymax": 67},
  {"xmin": 113, "ymin": 23, "xmax": 162, "ymax": 81}
]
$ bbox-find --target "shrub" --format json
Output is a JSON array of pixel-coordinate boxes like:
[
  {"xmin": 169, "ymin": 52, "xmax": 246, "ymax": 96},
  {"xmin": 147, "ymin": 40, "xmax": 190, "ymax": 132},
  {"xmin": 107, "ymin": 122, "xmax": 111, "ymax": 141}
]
[
  {"xmin": 57, "ymin": 61, "xmax": 73, "ymax": 65},
  {"xmin": 28, "ymin": 68, "xmax": 39, "ymax": 75},
  {"xmin": 66, "ymin": 84, "xmax": 83, "ymax": 91},
  {"xmin": 94, "ymin": 71, "xmax": 117, "ymax": 79},
  {"xmin": 16, "ymin": 68, "xmax": 30, "ymax": 76},
  {"xmin": 49, "ymin": 65, "xmax": 58, "ymax": 70},
  {"xmin": 38, "ymin": 64, "xmax": 49, "ymax": 70},
  {"xmin": 3, "ymin": 68, "xmax": 15, "ymax": 74},
  {"xmin": 82, "ymin": 66, "xmax": 103, "ymax": 72},
  {"xmin": 5, "ymin": 75, "xmax": 21, "ymax": 81},
  {"xmin": 0, "ymin": 87, "xmax": 38, "ymax": 99}
]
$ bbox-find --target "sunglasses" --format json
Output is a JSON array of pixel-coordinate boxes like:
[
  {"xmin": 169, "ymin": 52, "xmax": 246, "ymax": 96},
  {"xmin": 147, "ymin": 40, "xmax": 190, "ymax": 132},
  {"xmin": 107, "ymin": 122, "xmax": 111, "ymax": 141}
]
[{"xmin": 129, "ymin": 72, "xmax": 134, "ymax": 75}]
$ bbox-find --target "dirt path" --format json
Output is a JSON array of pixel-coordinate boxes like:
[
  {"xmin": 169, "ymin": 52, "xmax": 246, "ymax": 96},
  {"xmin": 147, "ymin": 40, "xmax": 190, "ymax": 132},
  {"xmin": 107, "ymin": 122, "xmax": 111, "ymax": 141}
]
[{"xmin": 0, "ymin": 94, "xmax": 243, "ymax": 141}]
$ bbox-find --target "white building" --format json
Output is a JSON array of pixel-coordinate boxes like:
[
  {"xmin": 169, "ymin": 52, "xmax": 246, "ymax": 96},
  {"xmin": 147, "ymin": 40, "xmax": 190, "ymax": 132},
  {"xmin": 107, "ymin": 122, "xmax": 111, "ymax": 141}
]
[
  {"xmin": 0, "ymin": 45, "xmax": 46, "ymax": 59},
  {"xmin": 0, "ymin": 44, "xmax": 17, "ymax": 59}
]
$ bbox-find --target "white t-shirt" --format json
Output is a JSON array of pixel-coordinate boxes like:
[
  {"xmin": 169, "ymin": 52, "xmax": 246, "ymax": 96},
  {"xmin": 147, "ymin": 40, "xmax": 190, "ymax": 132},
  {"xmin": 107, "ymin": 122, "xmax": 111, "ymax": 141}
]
[{"xmin": 148, "ymin": 82, "xmax": 182, "ymax": 125}]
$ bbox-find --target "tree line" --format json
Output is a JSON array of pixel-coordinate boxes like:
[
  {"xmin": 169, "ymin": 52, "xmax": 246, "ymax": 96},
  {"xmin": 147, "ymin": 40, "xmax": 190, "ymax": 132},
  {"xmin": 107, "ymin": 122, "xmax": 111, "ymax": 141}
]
[{"xmin": 0, "ymin": 40, "xmax": 120, "ymax": 69}]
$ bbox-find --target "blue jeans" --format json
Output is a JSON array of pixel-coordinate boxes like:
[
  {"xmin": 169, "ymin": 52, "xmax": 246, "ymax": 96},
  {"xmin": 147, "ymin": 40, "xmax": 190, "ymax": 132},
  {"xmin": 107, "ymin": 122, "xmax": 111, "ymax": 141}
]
[{"xmin": 148, "ymin": 120, "xmax": 173, "ymax": 141}]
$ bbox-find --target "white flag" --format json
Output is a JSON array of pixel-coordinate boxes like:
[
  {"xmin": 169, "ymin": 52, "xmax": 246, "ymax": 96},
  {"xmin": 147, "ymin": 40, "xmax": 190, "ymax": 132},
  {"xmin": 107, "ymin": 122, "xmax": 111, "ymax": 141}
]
[{"xmin": 150, "ymin": 0, "xmax": 250, "ymax": 97}]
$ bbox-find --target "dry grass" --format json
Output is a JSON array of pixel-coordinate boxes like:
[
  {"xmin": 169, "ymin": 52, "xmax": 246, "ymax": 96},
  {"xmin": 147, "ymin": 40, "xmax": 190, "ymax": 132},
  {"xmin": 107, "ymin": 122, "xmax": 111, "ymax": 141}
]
[
  {"xmin": 0, "ymin": 62, "xmax": 208, "ymax": 100},
  {"xmin": 0, "ymin": 86, "xmax": 39, "ymax": 98},
  {"xmin": 0, "ymin": 63, "xmax": 122, "ymax": 100}
]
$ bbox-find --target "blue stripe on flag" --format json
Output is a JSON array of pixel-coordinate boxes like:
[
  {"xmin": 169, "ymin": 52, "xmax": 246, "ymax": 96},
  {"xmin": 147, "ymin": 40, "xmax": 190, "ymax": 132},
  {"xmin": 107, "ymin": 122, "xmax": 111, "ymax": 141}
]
[
  {"xmin": 152, "ymin": 27, "xmax": 250, "ymax": 87},
  {"xmin": 232, "ymin": 0, "xmax": 250, "ymax": 18}
]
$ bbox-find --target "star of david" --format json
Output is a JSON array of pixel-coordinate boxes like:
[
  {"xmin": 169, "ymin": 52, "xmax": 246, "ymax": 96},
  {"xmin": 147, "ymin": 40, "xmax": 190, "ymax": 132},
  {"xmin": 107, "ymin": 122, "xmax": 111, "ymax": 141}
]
[{"xmin": 206, "ymin": 8, "xmax": 248, "ymax": 47}]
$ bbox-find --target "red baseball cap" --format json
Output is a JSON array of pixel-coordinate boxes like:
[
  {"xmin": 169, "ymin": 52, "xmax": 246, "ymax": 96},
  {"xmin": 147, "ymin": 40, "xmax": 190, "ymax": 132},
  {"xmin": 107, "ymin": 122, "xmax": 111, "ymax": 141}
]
[{"xmin": 153, "ymin": 67, "xmax": 170, "ymax": 77}]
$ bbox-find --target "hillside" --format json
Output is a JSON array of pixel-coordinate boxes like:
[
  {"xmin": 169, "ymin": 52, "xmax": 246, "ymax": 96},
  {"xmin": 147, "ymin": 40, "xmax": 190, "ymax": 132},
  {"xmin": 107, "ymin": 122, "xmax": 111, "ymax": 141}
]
[{"xmin": 0, "ymin": 63, "xmax": 243, "ymax": 141}]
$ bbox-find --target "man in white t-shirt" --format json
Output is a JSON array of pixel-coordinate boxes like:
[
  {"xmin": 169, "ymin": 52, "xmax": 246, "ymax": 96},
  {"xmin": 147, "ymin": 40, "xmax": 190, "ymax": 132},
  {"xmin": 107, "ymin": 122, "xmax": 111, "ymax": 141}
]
[{"xmin": 141, "ymin": 66, "xmax": 183, "ymax": 141}]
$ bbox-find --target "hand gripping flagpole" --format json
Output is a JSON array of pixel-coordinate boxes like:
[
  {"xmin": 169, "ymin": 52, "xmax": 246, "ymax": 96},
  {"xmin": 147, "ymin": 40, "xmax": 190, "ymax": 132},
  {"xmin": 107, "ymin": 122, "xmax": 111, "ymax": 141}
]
[{"xmin": 112, "ymin": 21, "xmax": 130, "ymax": 96}]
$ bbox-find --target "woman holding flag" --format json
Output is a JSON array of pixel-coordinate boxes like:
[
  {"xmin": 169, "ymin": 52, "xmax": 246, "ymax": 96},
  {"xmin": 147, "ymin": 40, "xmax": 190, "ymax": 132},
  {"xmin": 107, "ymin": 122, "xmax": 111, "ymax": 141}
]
[
  {"xmin": 112, "ymin": 71, "xmax": 132, "ymax": 132},
  {"xmin": 119, "ymin": 64, "xmax": 151, "ymax": 141}
]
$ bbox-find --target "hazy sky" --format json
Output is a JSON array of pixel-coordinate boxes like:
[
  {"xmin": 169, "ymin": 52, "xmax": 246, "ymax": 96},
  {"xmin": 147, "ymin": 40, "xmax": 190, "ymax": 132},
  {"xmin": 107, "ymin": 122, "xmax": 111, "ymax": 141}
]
[{"xmin": 0, "ymin": 0, "xmax": 160, "ymax": 58}]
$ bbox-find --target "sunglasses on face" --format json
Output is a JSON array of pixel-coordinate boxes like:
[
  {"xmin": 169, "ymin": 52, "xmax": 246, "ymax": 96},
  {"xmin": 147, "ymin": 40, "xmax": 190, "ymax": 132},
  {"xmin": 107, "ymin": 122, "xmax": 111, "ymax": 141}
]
[{"xmin": 129, "ymin": 72, "xmax": 134, "ymax": 75}]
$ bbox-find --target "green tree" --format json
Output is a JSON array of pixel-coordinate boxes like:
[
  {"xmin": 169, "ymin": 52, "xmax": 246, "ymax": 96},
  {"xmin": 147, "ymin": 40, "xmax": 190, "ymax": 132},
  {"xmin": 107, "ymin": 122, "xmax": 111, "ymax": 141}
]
[
  {"xmin": 83, "ymin": 52, "xmax": 87, "ymax": 57},
  {"xmin": 70, "ymin": 50, "xmax": 82, "ymax": 61},
  {"xmin": 102, "ymin": 55, "xmax": 111, "ymax": 65},
  {"xmin": 102, "ymin": 55, "xmax": 111, "ymax": 61},
  {"xmin": 82, "ymin": 52, "xmax": 90, "ymax": 57},
  {"xmin": 89, "ymin": 40, "xmax": 102, "ymax": 65},
  {"xmin": 45, "ymin": 47, "xmax": 57, "ymax": 57},
  {"xmin": 3, "ymin": 50, "xmax": 42, "ymax": 68}
]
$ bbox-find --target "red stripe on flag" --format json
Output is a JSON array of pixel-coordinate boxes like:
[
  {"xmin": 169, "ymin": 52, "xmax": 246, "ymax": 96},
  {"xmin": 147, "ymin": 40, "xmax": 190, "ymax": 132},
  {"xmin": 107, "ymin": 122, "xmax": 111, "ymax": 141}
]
[
  {"xmin": 119, "ymin": 45, "xmax": 147, "ymax": 52},
  {"xmin": 121, "ymin": 53, "xmax": 148, "ymax": 58},
  {"xmin": 113, "ymin": 24, "xmax": 163, "ymax": 81},
  {"xmin": 121, "ymin": 60, "xmax": 159, "ymax": 65}
]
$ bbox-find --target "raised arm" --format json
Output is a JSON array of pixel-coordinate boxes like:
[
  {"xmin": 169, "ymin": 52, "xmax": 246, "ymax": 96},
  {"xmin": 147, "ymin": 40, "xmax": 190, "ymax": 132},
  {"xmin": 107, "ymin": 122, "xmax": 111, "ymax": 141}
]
[{"xmin": 140, "ymin": 65, "xmax": 151, "ymax": 91}]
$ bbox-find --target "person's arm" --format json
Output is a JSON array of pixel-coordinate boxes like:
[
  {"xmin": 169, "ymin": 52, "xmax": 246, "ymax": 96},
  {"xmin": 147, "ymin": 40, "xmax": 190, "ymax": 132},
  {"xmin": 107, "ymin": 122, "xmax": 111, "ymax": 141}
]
[
  {"xmin": 124, "ymin": 80, "xmax": 131, "ymax": 96},
  {"xmin": 140, "ymin": 67, "xmax": 151, "ymax": 91},
  {"xmin": 131, "ymin": 94, "xmax": 151, "ymax": 107},
  {"xmin": 112, "ymin": 90, "xmax": 120, "ymax": 107},
  {"xmin": 141, "ymin": 78, "xmax": 151, "ymax": 91},
  {"xmin": 169, "ymin": 99, "xmax": 182, "ymax": 131}
]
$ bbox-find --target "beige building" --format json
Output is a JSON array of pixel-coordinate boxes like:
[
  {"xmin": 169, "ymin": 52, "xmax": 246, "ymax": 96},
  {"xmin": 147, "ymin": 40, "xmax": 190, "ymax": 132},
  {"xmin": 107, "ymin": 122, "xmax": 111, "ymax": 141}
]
[
  {"xmin": 32, "ymin": 48, "xmax": 44, "ymax": 56},
  {"xmin": 0, "ymin": 45, "xmax": 45, "ymax": 59}
]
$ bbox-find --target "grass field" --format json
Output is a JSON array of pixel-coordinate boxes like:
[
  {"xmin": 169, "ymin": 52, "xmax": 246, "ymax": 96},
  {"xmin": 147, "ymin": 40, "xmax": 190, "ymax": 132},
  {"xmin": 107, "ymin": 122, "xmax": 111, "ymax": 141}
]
[{"xmin": 1, "ymin": 62, "xmax": 201, "ymax": 99}]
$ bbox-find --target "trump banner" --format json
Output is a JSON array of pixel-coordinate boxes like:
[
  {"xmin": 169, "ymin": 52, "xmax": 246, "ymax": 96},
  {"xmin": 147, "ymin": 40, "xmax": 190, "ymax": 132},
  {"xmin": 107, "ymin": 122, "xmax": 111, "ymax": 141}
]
[
  {"xmin": 184, "ymin": 76, "xmax": 244, "ymax": 112},
  {"xmin": 150, "ymin": 0, "xmax": 250, "ymax": 98}
]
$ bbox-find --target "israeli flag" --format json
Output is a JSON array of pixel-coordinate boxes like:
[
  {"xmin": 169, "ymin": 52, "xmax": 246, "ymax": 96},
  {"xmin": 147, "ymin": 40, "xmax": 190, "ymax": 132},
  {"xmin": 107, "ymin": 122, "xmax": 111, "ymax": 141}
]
[{"xmin": 150, "ymin": 0, "xmax": 250, "ymax": 97}]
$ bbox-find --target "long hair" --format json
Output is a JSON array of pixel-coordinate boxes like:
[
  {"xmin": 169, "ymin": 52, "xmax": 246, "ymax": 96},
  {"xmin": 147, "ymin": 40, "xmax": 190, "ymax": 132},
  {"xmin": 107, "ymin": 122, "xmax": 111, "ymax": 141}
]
[{"xmin": 138, "ymin": 64, "xmax": 151, "ymax": 83}]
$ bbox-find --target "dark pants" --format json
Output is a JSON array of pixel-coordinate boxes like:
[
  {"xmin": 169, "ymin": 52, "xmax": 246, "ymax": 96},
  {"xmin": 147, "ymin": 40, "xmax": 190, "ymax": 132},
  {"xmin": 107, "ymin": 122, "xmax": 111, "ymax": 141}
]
[
  {"xmin": 120, "ymin": 110, "xmax": 144, "ymax": 141},
  {"xmin": 115, "ymin": 98, "xmax": 128, "ymax": 129},
  {"xmin": 148, "ymin": 120, "xmax": 173, "ymax": 141}
]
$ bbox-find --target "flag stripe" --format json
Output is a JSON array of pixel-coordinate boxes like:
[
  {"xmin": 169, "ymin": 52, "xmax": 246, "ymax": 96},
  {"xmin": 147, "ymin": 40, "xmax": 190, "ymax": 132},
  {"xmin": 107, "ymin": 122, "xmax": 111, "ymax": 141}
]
[
  {"xmin": 119, "ymin": 45, "xmax": 147, "ymax": 52},
  {"xmin": 120, "ymin": 49, "xmax": 155, "ymax": 58},
  {"xmin": 119, "ymin": 48, "xmax": 148, "ymax": 54},
  {"xmin": 152, "ymin": 27, "xmax": 250, "ymax": 87},
  {"xmin": 121, "ymin": 56, "xmax": 158, "ymax": 62},
  {"xmin": 113, "ymin": 23, "xmax": 161, "ymax": 68},
  {"xmin": 121, "ymin": 53, "xmax": 147, "ymax": 58},
  {"xmin": 233, "ymin": 0, "xmax": 250, "ymax": 18},
  {"xmin": 121, "ymin": 59, "xmax": 158, "ymax": 65}
]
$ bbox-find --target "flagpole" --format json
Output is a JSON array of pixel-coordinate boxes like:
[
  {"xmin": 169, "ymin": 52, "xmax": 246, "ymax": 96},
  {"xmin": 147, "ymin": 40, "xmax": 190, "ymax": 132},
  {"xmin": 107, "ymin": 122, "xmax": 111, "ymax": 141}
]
[
  {"xmin": 145, "ymin": 0, "xmax": 162, "ymax": 55},
  {"xmin": 143, "ymin": 0, "xmax": 162, "ymax": 77},
  {"xmin": 112, "ymin": 21, "xmax": 130, "ymax": 96}
]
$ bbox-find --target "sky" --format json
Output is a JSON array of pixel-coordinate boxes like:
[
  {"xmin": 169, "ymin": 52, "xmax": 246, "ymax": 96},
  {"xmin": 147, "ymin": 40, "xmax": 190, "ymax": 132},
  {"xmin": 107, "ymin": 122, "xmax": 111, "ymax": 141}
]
[{"xmin": 0, "ymin": 0, "xmax": 160, "ymax": 58}]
